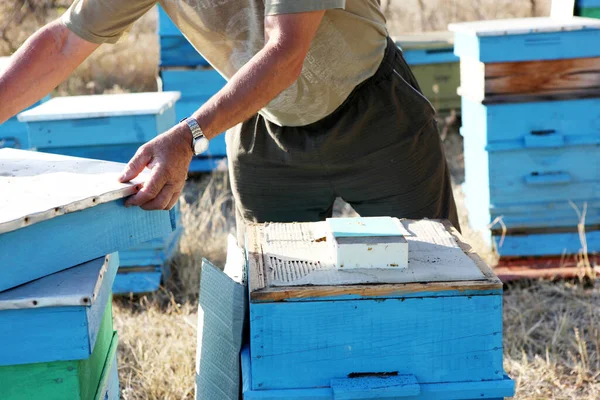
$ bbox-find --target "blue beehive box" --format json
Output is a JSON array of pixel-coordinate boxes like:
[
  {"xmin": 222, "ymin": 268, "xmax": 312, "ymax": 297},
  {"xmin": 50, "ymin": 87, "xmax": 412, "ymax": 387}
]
[
  {"xmin": 161, "ymin": 68, "xmax": 228, "ymax": 169},
  {"xmin": 451, "ymin": 17, "xmax": 600, "ymax": 257},
  {"xmin": 237, "ymin": 219, "xmax": 514, "ymax": 399},
  {"xmin": 157, "ymin": 5, "xmax": 209, "ymax": 67},
  {"xmin": 0, "ymin": 149, "xmax": 175, "ymax": 292},
  {"xmin": 0, "ymin": 254, "xmax": 119, "ymax": 399}
]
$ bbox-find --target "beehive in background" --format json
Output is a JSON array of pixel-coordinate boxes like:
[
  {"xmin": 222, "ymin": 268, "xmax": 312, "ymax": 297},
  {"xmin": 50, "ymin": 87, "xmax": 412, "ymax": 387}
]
[
  {"xmin": 394, "ymin": 31, "xmax": 461, "ymax": 114},
  {"xmin": 450, "ymin": 17, "xmax": 600, "ymax": 257},
  {"xmin": 157, "ymin": 5, "xmax": 228, "ymax": 172},
  {"xmin": 196, "ymin": 218, "xmax": 514, "ymax": 399},
  {"xmin": 18, "ymin": 94, "xmax": 182, "ymax": 294},
  {"xmin": 576, "ymin": 0, "xmax": 600, "ymax": 17}
]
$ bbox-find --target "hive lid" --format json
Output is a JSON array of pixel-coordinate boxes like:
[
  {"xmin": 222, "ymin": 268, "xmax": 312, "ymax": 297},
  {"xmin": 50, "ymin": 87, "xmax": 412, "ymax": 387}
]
[
  {"xmin": 0, "ymin": 148, "xmax": 146, "ymax": 234},
  {"xmin": 17, "ymin": 91, "xmax": 181, "ymax": 122},
  {"xmin": 0, "ymin": 254, "xmax": 116, "ymax": 309},
  {"xmin": 0, "ymin": 56, "xmax": 10, "ymax": 72},
  {"xmin": 247, "ymin": 219, "xmax": 501, "ymax": 301},
  {"xmin": 449, "ymin": 16, "xmax": 600, "ymax": 37},
  {"xmin": 392, "ymin": 31, "xmax": 454, "ymax": 49}
]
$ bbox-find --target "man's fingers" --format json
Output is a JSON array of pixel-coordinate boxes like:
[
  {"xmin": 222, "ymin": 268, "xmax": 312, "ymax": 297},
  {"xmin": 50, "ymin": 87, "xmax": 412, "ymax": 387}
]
[
  {"xmin": 166, "ymin": 191, "xmax": 181, "ymax": 211},
  {"xmin": 124, "ymin": 167, "xmax": 167, "ymax": 207},
  {"xmin": 119, "ymin": 145, "xmax": 151, "ymax": 183},
  {"xmin": 140, "ymin": 185, "xmax": 175, "ymax": 211}
]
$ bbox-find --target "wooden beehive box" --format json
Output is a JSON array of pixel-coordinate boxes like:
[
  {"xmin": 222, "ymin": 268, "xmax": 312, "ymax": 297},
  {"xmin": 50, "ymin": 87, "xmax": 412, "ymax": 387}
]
[
  {"xmin": 394, "ymin": 31, "xmax": 460, "ymax": 113},
  {"xmin": 0, "ymin": 254, "xmax": 119, "ymax": 399},
  {"xmin": 576, "ymin": 0, "xmax": 600, "ymax": 17},
  {"xmin": 0, "ymin": 149, "xmax": 175, "ymax": 291},
  {"xmin": 450, "ymin": 17, "xmax": 600, "ymax": 103},
  {"xmin": 17, "ymin": 92, "xmax": 180, "ymax": 163},
  {"xmin": 241, "ymin": 219, "xmax": 515, "ymax": 399},
  {"xmin": 157, "ymin": 5, "xmax": 209, "ymax": 67}
]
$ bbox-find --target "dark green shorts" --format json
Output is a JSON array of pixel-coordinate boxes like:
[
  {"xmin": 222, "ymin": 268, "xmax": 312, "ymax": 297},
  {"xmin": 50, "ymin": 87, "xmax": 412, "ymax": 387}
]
[{"xmin": 226, "ymin": 37, "xmax": 459, "ymax": 241}]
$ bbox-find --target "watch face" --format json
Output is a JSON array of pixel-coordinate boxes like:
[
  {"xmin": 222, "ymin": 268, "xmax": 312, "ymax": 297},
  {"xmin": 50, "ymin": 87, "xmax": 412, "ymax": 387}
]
[{"xmin": 193, "ymin": 137, "xmax": 210, "ymax": 155}]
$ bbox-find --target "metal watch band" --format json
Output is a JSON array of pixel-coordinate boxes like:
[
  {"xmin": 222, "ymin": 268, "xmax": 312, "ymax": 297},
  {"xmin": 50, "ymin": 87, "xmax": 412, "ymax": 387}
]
[{"xmin": 180, "ymin": 117, "xmax": 205, "ymax": 140}]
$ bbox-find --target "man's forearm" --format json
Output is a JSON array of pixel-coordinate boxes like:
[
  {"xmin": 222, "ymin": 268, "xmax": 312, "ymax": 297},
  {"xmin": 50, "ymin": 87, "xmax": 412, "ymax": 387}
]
[
  {"xmin": 190, "ymin": 42, "xmax": 304, "ymax": 139},
  {"xmin": 0, "ymin": 20, "xmax": 98, "ymax": 124}
]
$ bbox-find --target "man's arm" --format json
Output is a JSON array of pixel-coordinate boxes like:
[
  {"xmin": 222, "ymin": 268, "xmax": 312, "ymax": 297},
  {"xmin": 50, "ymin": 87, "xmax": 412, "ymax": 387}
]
[
  {"xmin": 121, "ymin": 10, "xmax": 326, "ymax": 210},
  {"xmin": 0, "ymin": 20, "xmax": 99, "ymax": 124}
]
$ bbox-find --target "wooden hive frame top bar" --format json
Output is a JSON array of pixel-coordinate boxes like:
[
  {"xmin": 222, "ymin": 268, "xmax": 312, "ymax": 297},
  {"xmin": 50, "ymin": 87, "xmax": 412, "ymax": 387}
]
[
  {"xmin": 0, "ymin": 148, "xmax": 146, "ymax": 234},
  {"xmin": 247, "ymin": 219, "xmax": 502, "ymax": 302}
]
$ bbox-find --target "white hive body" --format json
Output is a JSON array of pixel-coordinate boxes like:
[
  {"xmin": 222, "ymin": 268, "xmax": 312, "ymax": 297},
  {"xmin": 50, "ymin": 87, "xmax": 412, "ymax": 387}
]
[{"xmin": 325, "ymin": 217, "xmax": 409, "ymax": 270}]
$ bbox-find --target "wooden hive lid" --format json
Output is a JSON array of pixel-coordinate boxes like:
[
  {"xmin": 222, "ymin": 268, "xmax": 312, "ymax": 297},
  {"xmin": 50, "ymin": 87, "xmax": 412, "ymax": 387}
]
[
  {"xmin": 247, "ymin": 219, "xmax": 501, "ymax": 302},
  {"xmin": 0, "ymin": 148, "xmax": 146, "ymax": 234},
  {"xmin": 392, "ymin": 31, "xmax": 454, "ymax": 50},
  {"xmin": 0, "ymin": 254, "xmax": 115, "ymax": 310},
  {"xmin": 17, "ymin": 91, "xmax": 181, "ymax": 122},
  {"xmin": 449, "ymin": 16, "xmax": 600, "ymax": 37},
  {"xmin": 0, "ymin": 56, "xmax": 10, "ymax": 72}
]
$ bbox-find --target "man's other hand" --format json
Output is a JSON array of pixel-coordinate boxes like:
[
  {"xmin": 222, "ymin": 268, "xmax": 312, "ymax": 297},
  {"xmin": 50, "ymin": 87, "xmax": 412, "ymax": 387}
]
[{"xmin": 119, "ymin": 123, "xmax": 193, "ymax": 210}]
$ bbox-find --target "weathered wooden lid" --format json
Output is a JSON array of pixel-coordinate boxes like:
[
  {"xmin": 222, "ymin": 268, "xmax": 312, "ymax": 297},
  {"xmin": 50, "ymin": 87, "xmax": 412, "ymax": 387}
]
[
  {"xmin": 18, "ymin": 91, "xmax": 181, "ymax": 122},
  {"xmin": 0, "ymin": 253, "xmax": 116, "ymax": 310},
  {"xmin": 392, "ymin": 31, "xmax": 454, "ymax": 49},
  {"xmin": 247, "ymin": 219, "xmax": 501, "ymax": 302},
  {"xmin": 449, "ymin": 16, "xmax": 600, "ymax": 37},
  {"xmin": 0, "ymin": 148, "xmax": 146, "ymax": 234}
]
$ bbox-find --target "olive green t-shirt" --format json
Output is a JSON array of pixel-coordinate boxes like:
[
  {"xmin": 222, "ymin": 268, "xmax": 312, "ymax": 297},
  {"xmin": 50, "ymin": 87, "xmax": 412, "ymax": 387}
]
[{"xmin": 62, "ymin": 0, "xmax": 388, "ymax": 127}]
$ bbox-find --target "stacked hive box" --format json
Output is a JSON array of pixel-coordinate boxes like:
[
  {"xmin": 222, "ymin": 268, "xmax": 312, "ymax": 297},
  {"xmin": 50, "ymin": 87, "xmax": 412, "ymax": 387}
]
[
  {"xmin": 196, "ymin": 218, "xmax": 515, "ymax": 399},
  {"xmin": 394, "ymin": 31, "xmax": 461, "ymax": 114},
  {"xmin": 0, "ymin": 149, "xmax": 176, "ymax": 398},
  {"xmin": 0, "ymin": 57, "xmax": 48, "ymax": 149},
  {"xmin": 450, "ymin": 17, "xmax": 600, "ymax": 257},
  {"xmin": 157, "ymin": 5, "xmax": 228, "ymax": 173},
  {"xmin": 18, "ymin": 93, "xmax": 183, "ymax": 294},
  {"xmin": 576, "ymin": 0, "xmax": 600, "ymax": 17}
]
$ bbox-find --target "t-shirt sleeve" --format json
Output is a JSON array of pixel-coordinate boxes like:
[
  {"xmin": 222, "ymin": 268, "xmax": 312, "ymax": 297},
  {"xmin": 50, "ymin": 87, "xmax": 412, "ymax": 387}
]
[
  {"xmin": 265, "ymin": 0, "xmax": 346, "ymax": 15},
  {"xmin": 61, "ymin": 0, "xmax": 157, "ymax": 44}
]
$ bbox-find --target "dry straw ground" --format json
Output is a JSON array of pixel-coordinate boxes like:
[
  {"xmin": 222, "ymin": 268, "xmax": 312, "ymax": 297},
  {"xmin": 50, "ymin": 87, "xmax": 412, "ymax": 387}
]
[{"xmin": 2, "ymin": 0, "xmax": 599, "ymax": 399}]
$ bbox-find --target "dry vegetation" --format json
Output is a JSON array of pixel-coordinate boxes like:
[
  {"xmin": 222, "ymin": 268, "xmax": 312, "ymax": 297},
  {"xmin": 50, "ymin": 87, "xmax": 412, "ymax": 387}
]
[{"xmin": 3, "ymin": 0, "xmax": 600, "ymax": 399}]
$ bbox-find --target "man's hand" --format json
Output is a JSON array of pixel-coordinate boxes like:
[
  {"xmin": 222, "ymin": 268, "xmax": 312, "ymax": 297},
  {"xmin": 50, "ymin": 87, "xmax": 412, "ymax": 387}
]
[{"xmin": 119, "ymin": 123, "xmax": 193, "ymax": 210}]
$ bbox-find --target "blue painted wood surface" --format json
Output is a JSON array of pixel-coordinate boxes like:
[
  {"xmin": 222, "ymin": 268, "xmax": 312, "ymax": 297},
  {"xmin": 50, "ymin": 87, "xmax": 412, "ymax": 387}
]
[
  {"xmin": 249, "ymin": 295, "xmax": 504, "ymax": 390},
  {"xmin": 460, "ymin": 97, "xmax": 600, "ymax": 145},
  {"xmin": 401, "ymin": 47, "xmax": 459, "ymax": 65},
  {"xmin": 27, "ymin": 107, "xmax": 176, "ymax": 149},
  {"xmin": 119, "ymin": 225, "xmax": 182, "ymax": 267},
  {"xmin": 241, "ymin": 347, "xmax": 514, "ymax": 399},
  {"xmin": 0, "ymin": 96, "xmax": 48, "ymax": 149},
  {"xmin": 112, "ymin": 268, "xmax": 162, "ymax": 294},
  {"xmin": 157, "ymin": 5, "xmax": 209, "ymax": 67},
  {"xmin": 0, "ymin": 254, "xmax": 117, "ymax": 366},
  {"xmin": 578, "ymin": 0, "xmax": 600, "ymax": 7},
  {"xmin": 494, "ymin": 229, "xmax": 600, "ymax": 257},
  {"xmin": 162, "ymin": 69, "xmax": 228, "ymax": 157},
  {"xmin": 453, "ymin": 28, "xmax": 600, "ymax": 62},
  {"xmin": 331, "ymin": 375, "xmax": 420, "ymax": 399},
  {"xmin": 0, "ymin": 198, "xmax": 174, "ymax": 292},
  {"xmin": 189, "ymin": 155, "xmax": 227, "ymax": 173}
]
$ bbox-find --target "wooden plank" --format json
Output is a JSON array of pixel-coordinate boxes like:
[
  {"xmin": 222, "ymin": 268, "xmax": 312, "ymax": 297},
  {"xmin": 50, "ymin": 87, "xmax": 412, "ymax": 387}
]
[
  {"xmin": 449, "ymin": 16, "xmax": 600, "ymax": 36},
  {"xmin": 195, "ymin": 260, "xmax": 246, "ymax": 400},
  {"xmin": 0, "ymin": 257, "xmax": 117, "ymax": 366},
  {"xmin": 248, "ymin": 220, "xmax": 500, "ymax": 302},
  {"xmin": 0, "ymin": 149, "xmax": 145, "ymax": 234},
  {"xmin": 250, "ymin": 295, "xmax": 504, "ymax": 390},
  {"xmin": 0, "ymin": 305, "xmax": 115, "ymax": 400},
  {"xmin": 459, "ymin": 56, "xmax": 600, "ymax": 102},
  {"xmin": 17, "ymin": 92, "xmax": 180, "ymax": 122},
  {"xmin": 112, "ymin": 269, "xmax": 163, "ymax": 294},
  {"xmin": 92, "ymin": 332, "xmax": 119, "ymax": 400}
]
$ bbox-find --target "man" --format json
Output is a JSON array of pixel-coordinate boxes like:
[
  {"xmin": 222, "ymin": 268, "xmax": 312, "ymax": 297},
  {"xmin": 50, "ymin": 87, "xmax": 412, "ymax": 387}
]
[{"xmin": 0, "ymin": 0, "xmax": 459, "ymax": 240}]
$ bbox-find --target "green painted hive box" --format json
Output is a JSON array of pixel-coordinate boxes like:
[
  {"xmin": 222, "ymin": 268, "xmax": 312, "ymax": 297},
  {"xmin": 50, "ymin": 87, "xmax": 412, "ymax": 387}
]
[{"xmin": 394, "ymin": 31, "xmax": 461, "ymax": 113}]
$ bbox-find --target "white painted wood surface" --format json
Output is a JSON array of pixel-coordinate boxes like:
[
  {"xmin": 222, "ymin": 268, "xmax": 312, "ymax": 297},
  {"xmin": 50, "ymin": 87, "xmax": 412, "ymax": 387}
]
[
  {"xmin": 0, "ymin": 254, "xmax": 114, "ymax": 310},
  {"xmin": 18, "ymin": 91, "xmax": 181, "ymax": 122},
  {"xmin": 551, "ymin": 0, "xmax": 576, "ymax": 18},
  {"xmin": 392, "ymin": 31, "xmax": 454, "ymax": 49},
  {"xmin": 260, "ymin": 219, "xmax": 486, "ymax": 287},
  {"xmin": 0, "ymin": 56, "xmax": 10, "ymax": 72},
  {"xmin": 0, "ymin": 148, "xmax": 148, "ymax": 234},
  {"xmin": 449, "ymin": 16, "xmax": 600, "ymax": 36}
]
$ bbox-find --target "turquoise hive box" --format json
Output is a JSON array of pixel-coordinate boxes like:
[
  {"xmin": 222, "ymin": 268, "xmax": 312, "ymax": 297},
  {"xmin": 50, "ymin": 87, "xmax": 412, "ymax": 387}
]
[
  {"xmin": 450, "ymin": 17, "xmax": 600, "ymax": 257},
  {"xmin": 157, "ymin": 5, "xmax": 209, "ymax": 67},
  {"xmin": 0, "ymin": 149, "xmax": 176, "ymax": 292},
  {"xmin": 0, "ymin": 254, "xmax": 119, "ymax": 400},
  {"xmin": 240, "ymin": 219, "xmax": 514, "ymax": 399}
]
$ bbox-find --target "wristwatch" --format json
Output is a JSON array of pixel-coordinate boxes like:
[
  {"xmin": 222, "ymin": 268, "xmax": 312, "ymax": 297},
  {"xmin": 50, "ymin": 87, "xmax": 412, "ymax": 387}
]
[{"xmin": 180, "ymin": 117, "xmax": 209, "ymax": 155}]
